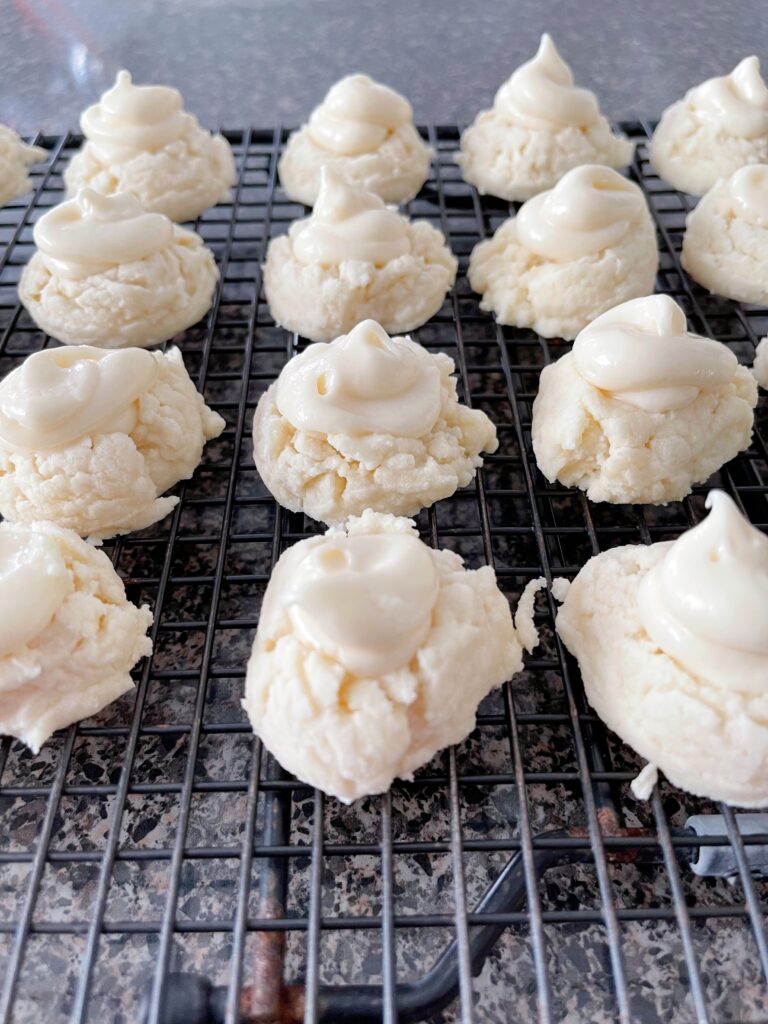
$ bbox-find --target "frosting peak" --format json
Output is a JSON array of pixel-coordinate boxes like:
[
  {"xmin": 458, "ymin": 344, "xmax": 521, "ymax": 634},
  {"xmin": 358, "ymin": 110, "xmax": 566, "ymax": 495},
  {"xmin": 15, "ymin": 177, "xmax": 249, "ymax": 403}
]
[
  {"xmin": 730, "ymin": 163, "xmax": 768, "ymax": 227},
  {"xmin": 279, "ymin": 531, "xmax": 439, "ymax": 676},
  {"xmin": 80, "ymin": 69, "xmax": 188, "ymax": 160},
  {"xmin": 572, "ymin": 295, "xmax": 738, "ymax": 412},
  {"xmin": 639, "ymin": 490, "xmax": 768, "ymax": 693},
  {"xmin": 290, "ymin": 168, "xmax": 411, "ymax": 265},
  {"xmin": 693, "ymin": 56, "xmax": 768, "ymax": 139},
  {"xmin": 276, "ymin": 319, "xmax": 442, "ymax": 437},
  {"xmin": 515, "ymin": 165, "xmax": 646, "ymax": 260},
  {"xmin": 33, "ymin": 187, "xmax": 174, "ymax": 278},
  {"xmin": 307, "ymin": 74, "xmax": 413, "ymax": 156},
  {"xmin": 495, "ymin": 34, "xmax": 600, "ymax": 129},
  {"xmin": 0, "ymin": 527, "xmax": 71, "ymax": 658},
  {"xmin": 0, "ymin": 345, "xmax": 159, "ymax": 452}
]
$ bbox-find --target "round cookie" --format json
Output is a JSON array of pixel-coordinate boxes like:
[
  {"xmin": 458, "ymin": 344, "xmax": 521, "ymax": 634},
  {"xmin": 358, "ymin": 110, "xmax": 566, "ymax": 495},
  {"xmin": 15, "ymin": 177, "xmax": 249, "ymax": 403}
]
[
  {"xmin": 556, "ymin": 491, "xmax": 768, "ymax": 807},
  {"xmin": 531, "ymin": 295, "xmax": 757, "ymax": 504},
  {"xmin": 18, "ymin": 188, "xmax": 219, "ymax": 349},
  {"xmin": 0, "ymin": 519, "xmax": 152, "ymax": 753},
  {"xmin": 253, "ymin": 319, "xmax": 497, "ymax": 524},
  {"xmin": 0, "ymin": 345, "xmax": 225, "ymax": 540},
  {"xmin": 244, "ymin": 509, "xmax": 542, "ymax": 803},
  {"xmin": 468, "ymin": 165, "xmax": 658, "ymax": 340},
  {"xmin": 651, "ymin": 56, "xmax": 768, "ymax": 196},
  {"xmin": 0, "ymin": 124, "xmax": 45, "ymax": 206},
  {"xmin": 457, "ymin": 34, "xmax": 633, "ymax": 202},
  {"xmin": 682, "ymin": 164, "xmax": 768, "ymax": 305},
  {"xmin": 279, "ymin": 74, "xmax": 431, "ymax": 206},
  {"xmin": 264, "ymin": 168, "xmax": 457, "ymax": 342},
  {"xmin": 64, "ymin": 70, "xmax": 235, "ymax": 222}
]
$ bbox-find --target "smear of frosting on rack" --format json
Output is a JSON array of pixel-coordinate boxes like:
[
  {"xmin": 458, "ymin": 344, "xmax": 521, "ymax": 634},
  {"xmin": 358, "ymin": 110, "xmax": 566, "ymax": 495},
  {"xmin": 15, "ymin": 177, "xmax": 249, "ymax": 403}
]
[
  {"xmin": 691, "ymin": 56, "xmax": 768, "ymax": 139},
  {"xmin": 638, "ymin": 490, "xmax": 768, "ymax": 693},
  {"xmin": 80, "ymin": 70, "xmax": 189, "ymax": 160},
  {"xmin": 273, "ymin": 530, "xmax": 439, "ymax": 676},
  {"xmin": 290, "ymin": 168, "xmax": 411, "ymax": 265},
  {"xmin": 572, "ymin": 295, "xmax": 738, "ymax": 412},
  {"xmin": 494, "ymin": 33, "xmax": 600, "ymax": 129},
  {"xmin": 0, "ymin": 527, "xmax": 70, "ymax": 657},
  {"xmin": 33, "ymin": 188, "xmax": 174, "ymax": 279},
  {"xmin": 276, "ymin": 319, "xmax": 441, "ymax": 437},
  {"xmin": 0, "ymin": 346, "xmax": 159, "ymax": 451},
  {"xmin": 515, "ymin": 164, "xmax": 646, "ymax": 260},
  {"xmin": 307, "ymin": 74, "xmax": 413, "ymax": 156}
]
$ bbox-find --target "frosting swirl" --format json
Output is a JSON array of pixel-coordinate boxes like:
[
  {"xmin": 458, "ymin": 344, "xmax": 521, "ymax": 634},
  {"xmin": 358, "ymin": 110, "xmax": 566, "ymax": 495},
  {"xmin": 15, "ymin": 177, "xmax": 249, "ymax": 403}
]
[
  {"xmin": 639, "ymin": 490, "xmax": 768, "ymax": 693},
  {"xmin": 307, "ymin": 74, "xmax": 413, "ymax": 156},
  {"xmin": 730, "ymin": 164, "xmax": 768, "ymax": 227},
  {"xmin": 80, "ymin": 70, "xmax": 188, "ymax": 160},
  {"xmin": 515, "ymin": 165, "xmax": 647, "ymax": 260},
  {"xmin": 276, "ymin": 319, "xmax": 442, "ymax": 437},
  {"xmin": 495, "ymin": 33, "xmax": 600, "ymax": 129},
  {"xmin": 0, "ymin": 527, "xmax": 70, "ymax": 657},
  {"xmin": 693, "ymin": 56, "xmax": 768, "ymax": 140},
  {"xmin": 277, "ymin": 531, "xmax": 439, "ymax": 676},
  {"xmin": 290, "ymin": 168, "xmax": 411, "ymax": 265},
  {"xmin": 0, "ymin": 345, "xmax": 159, "ymax": 452},
  {"xmin": 34, "ymin": 188, "xmax": 174, "ymax": 279},
  {"xmin": 572, "ymin": 295, "xmax": 738, "ymax": 412}
]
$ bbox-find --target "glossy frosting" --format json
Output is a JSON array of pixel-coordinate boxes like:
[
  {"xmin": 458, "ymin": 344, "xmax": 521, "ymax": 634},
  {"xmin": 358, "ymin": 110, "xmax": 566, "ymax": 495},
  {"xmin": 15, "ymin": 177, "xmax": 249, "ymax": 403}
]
[
  {"xmin": 290, "ymin": 168, "xmax": 411, "ymax": 265},
  {"xmin": 278, "ymin": 531, "xmax": 439, "ymax": 676},
  {"xmin": 639, "ymin": 490, "xmax": 768, "ymax": 693},
  {"xmin": 34, "ymin": 188, "xmax": 174, "ymax": 279},
  {"xmin": 730, "ymin": 164, "xmax": 768, "ymax": 227},
  {"xmin": 495, "ymin": 33, "xmax": 599, "ymax": 129},
  {"xmin": 0, "ymin": 345, "xmax": 159, "ymax": 452},
  {"xmin": 307, "ymin": 74, "xmax": 413, "ymax": 156},
  {"xmin": 276, "ymin": 319, "xmax": 441, "ymax": 437},
  {"xmin": 515, "ymin": 165, "xmax": 646, "ymax": 260},
  {"xmin": 693, "ymin": 56, "xmax": 768, "ymax": 139},
  {"xmin": 572, "ymin": 295, "xmax": 738, "ymax": 412},
  {"xmin": 0, "ymin": 527, "xmax": 70, "ymax": 657},
  {"xmin": 80, "ymin": 69, "xmax": 187, "ymax": 160}
]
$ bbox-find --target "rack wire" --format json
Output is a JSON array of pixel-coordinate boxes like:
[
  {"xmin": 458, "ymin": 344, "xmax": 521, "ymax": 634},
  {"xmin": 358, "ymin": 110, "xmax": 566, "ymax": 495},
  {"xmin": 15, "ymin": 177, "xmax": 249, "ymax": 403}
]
[{"xmin": 0, "ymin": 123, "xmax": 765, "ymax": 1024}]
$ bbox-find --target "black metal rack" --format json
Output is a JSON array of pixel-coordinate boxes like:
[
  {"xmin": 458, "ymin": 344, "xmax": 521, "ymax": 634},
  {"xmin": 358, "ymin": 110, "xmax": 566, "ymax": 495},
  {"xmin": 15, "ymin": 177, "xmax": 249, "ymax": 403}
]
[{"xmin": 0, "ymin": 123, "xmax": 766, "ymax": 1024}]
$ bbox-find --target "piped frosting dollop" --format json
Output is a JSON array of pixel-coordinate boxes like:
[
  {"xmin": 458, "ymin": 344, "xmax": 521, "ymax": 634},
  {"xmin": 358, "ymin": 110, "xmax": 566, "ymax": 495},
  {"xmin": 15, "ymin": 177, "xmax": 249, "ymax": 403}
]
[
  {"xmin": 0, "ymin": 527, "xmax": 70, "ymax": 657},
  {"xmin": 80, "ymin": 70, "xmax": 187, "ymax": 160},
  {"xmin": 307, "ymin": 74, "xmax": 413, "ymax": 156},
  {"xmin": 692, "ymin": 56, "xmax": 768, "ymax": 140}
]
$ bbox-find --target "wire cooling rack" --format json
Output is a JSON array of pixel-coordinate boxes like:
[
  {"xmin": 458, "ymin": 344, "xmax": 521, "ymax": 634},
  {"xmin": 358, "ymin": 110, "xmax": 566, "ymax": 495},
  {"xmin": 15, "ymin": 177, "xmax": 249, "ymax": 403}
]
[{"xmin": 0, "ymin": 124, "xmax": 766, "ymax": 1024}]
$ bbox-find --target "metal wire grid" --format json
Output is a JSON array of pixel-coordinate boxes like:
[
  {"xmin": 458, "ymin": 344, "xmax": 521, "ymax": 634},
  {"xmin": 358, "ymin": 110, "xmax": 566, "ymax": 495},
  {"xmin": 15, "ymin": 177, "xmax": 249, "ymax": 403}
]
[{"xmin": 0, "ymin": 123, "xmax": 763, "ymax": 1024}]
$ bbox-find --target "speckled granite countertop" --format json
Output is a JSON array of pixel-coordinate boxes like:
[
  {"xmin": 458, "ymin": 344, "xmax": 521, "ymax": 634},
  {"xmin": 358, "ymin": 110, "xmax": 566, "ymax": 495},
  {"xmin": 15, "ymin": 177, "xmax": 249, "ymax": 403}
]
[{"xmin": 1, "ymin": 0, "xmax": 766, "ymax": 134}]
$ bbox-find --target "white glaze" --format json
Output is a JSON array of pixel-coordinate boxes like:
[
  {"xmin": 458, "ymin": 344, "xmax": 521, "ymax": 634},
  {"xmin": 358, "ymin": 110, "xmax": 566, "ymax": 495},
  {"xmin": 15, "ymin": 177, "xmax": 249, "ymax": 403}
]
[
  {"xmin": 639, "ymin": 490, "xmax": 768, "ymax": 693},
  {"xmin": 572, "ymin": 295, "xmax": 738, "ymax": 412},
  {"xmin": 0, "ymin": 528, "xmax": 70, "ymax": 657},
  {"xmin": 80, "ymin": 70, "xmax": 187, "ymax": 160},
  {"xmin": 515, "ymin": 165, "xmax": 646, "ymax": 260},
  {"xmin": 730, "ymin": 163, "xmax": 768, "ymax": 227},
  {"xmin": 276, "ymin": 319, "xmax": 441, "ymax": 437},
  {"xmin": 0, "ymin": 345, "xmax": 159, "ymax": 452},
  {"xmin": 694, "ymin": 56, "xmax": 768, "ymax": 139},
  {"xmin": 495, "ymin": 33, "xmax": 599, "ymax": 129},
  {"xmin": 290, "ymin": 168, "xmax": 411, "ymax": 265},
  {"xmin": 307, "ymin": 74, "xmax": 412, "ymax": 156}
]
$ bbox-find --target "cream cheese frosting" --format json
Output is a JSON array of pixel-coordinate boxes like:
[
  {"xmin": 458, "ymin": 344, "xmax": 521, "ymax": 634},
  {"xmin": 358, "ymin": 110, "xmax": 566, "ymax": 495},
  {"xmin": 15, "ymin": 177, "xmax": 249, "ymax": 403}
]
[
  {"xmin": 571, "ymin": 295, "xmax": 738, "ymax": 413},
  {"xmin": 651, "ymin": 57, "xmax": 768, "ymax": 195},
  {"xmin": 268, "ymin": 529, "xmax": 439, "ymax": 677},
  {"xmin": 275, "ymin": 319, "xmax": 441, "ymax": 437},
  {"xmin": 0, "ymin": 528, "xmax": 70, "ymax": 657},
  {"xmin": 278, "ymin": 75, "xmax": 431, "ymax": 206},
  {"xmin": 64, "ymin": 70, "xmax": 235, "ymax": 222},
  {"xmin": 307, "ymin": 74, "xmax": 413, "ymax": 156},
  {"xmin": 494, "ymin": 33, "xmax": 599, "ymax": 130},
  {"xmin": 0, "ymin": 346, "xmax": 158, "ymax": 452},
  {"xmin": 730, "ymin": 163, "xmax": 768, "ymax": 225},
  {"xmin": 639, "ymin": 491, "xmax": 768, "ymax": 694},
  {"xmin": 515, "ymin": 164, "xmax": 647, "ymax": 261},
  {"xmin": 33, "ymin": 188, "xmax": 174, "ymax": 279},
  {"xmin": 290, "ymin": 167, "xmax": 411, "ymax": 266}
]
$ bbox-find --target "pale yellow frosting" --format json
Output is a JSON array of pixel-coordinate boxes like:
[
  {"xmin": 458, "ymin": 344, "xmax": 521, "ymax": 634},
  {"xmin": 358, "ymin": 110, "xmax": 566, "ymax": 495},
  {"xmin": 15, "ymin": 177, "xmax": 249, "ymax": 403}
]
[
  {"xmin": 0, "ymin": 528, "xmax": 70, "ymax": 657},
  {"xmin": 693, "ymin": 56, "xmax": 768, "ymax": 140},
  {"xmin": 80, "ymin": 70, "xmax": 187, "ymax": 160},
  {"xmin": 307, "ymin": 74, "xmax": 413, "ymax": 156}
]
